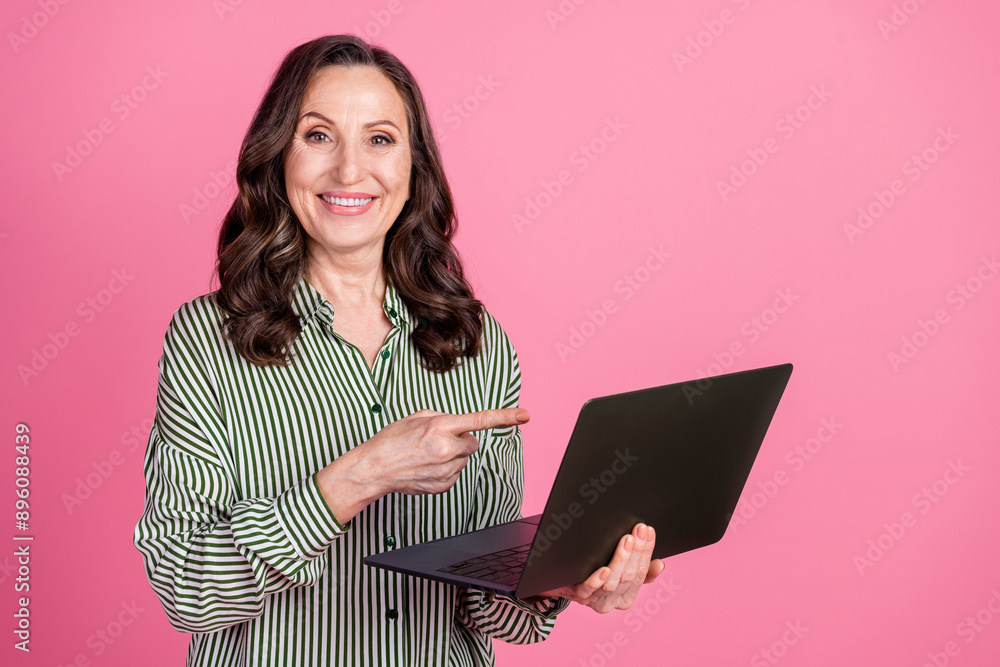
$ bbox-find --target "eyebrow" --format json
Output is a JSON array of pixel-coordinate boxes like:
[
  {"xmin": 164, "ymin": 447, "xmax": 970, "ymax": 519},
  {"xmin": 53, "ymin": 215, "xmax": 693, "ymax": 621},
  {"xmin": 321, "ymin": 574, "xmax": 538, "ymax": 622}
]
[{"xmin": 298, "ymin": 111, "xmax": 401, "ymax": 132}]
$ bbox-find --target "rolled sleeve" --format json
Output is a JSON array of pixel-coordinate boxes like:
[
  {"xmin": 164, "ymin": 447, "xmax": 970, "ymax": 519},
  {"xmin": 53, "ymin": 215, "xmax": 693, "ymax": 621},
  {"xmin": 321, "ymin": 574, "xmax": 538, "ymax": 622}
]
[
  {"xmin": 497, "ymin": 594, "xmax": 571, "ymax": 618},
  {"xmin": 268, "ymin": 473, "xmax": 351, "ymax": 559},
  {"xmin": 230, "ymin": 473, "xmax": 352, "ymax": 582}
]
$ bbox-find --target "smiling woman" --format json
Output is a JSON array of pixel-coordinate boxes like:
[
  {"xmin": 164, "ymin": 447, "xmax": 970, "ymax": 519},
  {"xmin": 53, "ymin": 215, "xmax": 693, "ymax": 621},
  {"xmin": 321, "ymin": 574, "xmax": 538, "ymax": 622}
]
[
  {"xmin": 133, "ymin": 34, "xmax": 662, "ymax": 667},
  {"xmin": 213, "ymin": 35, "xmax": 482, "ymax": 374},
  {"xmin": 284, "ymin": 67, "xmax": 412, "ymax": 277},
  {"xmin": 282, "ymin": 65, "xmax": 415, "ymax": 369}
]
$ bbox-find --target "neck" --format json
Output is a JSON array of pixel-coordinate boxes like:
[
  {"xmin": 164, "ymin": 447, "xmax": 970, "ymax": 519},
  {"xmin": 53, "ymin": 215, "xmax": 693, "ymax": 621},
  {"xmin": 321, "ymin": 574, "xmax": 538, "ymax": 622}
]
[{"xmin": 304, "ymin": 243, "xmax": 387, "ymax": 312}]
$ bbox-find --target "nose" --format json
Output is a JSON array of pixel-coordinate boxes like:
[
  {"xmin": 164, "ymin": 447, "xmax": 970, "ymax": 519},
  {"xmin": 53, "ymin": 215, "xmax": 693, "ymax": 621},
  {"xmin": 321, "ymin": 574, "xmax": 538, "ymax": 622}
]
[{"xmin": 331, "ymin": 136, "xmax": 364, "ymax": 185}]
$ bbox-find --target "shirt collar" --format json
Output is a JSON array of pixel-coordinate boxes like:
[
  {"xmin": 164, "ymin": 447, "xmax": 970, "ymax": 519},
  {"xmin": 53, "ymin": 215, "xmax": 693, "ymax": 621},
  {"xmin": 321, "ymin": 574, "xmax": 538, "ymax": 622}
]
[{"xmin": 292, "ymin": 273, "xmax": 413, "ymax": 329}]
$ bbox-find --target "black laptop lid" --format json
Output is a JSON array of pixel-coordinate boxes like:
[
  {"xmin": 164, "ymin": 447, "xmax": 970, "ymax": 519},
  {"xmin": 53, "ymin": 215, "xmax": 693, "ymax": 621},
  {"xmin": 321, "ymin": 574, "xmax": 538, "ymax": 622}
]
[{"xmin": 515, "ymin": 363, "xmax": 792, "ymax": 598}]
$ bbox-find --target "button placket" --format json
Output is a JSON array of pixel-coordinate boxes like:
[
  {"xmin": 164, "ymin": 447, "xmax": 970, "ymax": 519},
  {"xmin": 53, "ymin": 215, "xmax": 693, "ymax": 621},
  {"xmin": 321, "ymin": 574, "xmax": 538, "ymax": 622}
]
[
  {"xmin": 316, "ymin": 304, "xmax": 334, "ymax": 330},
  {"xmin": 311, "ymin": 288, "xmax": 410, "ymax": 634},
  {"xmin": 362, "ymin": 328, "xmax": 402, "ymax": 628},
  {"xmin": 322, "ymin": 311, "xmax": 389, "ymax": 425},
  {"xmin": 372, "ymin": 326, "xmax": 400, "ymax": 393}
]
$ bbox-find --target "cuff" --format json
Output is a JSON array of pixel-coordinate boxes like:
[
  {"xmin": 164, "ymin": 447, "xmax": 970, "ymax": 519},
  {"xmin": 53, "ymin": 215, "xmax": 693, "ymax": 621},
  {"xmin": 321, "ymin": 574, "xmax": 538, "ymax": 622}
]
[
  {"xmin": 273, "ymin": 473, "xmax": 353, "ymax": 559},
  {"xmin": 492, "ymin": 593, "xmax": 572, "ymax": 619}
]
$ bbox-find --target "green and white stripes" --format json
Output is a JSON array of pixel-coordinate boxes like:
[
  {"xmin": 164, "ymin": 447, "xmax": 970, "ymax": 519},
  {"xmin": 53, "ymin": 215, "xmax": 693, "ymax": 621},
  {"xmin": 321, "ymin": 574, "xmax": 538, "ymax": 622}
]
[{"xmin": 134, "ymin": 274, "xmax": 569, "ymax": 666}]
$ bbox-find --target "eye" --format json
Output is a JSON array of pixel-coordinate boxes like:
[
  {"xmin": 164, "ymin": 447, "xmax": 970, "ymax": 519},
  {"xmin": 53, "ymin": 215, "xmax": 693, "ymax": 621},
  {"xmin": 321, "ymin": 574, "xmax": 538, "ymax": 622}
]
[
  {"xmin": 371, "ymin": 134, "xmax": 394, "ymax": 146},
  {"xmin": 305, "ymin": 130, "xmax": 330, "ymax": 142}
]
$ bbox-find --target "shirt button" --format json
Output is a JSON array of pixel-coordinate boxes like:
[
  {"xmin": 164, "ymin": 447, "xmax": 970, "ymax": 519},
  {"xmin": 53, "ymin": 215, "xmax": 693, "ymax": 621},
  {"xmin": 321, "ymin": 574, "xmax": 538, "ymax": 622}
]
[
  {"xmin": 388, "ymin": 308, "xmax": 398, "ymax": 318},
  {"xmin": 371, "ymin": 404, "xmax": 382, "ymax": 414},
  {"xmin": 387, "ymin": 608, "xmax": 398, "ymax": 621},
  {"xmin": 381, "ymin": 349, "xmax": 390, "ymax": 359},
  {"xmin": 385, "ymin": 535, "xmax": 396, "ymax": 548}
]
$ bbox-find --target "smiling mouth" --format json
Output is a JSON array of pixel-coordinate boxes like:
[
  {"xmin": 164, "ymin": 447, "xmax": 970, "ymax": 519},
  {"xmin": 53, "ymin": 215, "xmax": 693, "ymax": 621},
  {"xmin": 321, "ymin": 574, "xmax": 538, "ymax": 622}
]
[{"xmin": 320, "ymin": 194, "xmax": 374, "ymax": 206}]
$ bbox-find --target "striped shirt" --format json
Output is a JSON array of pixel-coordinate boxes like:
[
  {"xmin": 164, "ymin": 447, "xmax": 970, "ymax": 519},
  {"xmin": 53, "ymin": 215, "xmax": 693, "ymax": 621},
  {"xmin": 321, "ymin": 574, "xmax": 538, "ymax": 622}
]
[{"xmin": 133, "ymin": 273, "xmax": 570, "ymax": 666}]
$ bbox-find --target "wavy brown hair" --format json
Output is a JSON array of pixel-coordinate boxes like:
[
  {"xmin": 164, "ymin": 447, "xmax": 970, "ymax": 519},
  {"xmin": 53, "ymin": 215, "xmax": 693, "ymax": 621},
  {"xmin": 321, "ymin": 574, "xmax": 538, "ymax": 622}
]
[{"xmin": 214, "ymin": 34, "xmax": 483, "ymax": 372}]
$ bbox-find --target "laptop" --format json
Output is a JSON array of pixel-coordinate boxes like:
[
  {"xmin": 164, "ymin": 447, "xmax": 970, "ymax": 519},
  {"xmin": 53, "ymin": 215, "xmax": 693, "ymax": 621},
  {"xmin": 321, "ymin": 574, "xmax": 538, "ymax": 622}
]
[{"xmin": 364, "ymin": 363, "xmax": 793, "ymax": 599}]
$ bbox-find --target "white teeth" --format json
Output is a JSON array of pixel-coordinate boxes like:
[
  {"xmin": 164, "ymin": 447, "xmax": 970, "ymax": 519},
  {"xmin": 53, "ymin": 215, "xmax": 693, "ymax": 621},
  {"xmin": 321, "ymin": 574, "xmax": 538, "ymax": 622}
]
[{"xmin": 322, "ymin": 195, "xmax": 373, "ymax": 206}]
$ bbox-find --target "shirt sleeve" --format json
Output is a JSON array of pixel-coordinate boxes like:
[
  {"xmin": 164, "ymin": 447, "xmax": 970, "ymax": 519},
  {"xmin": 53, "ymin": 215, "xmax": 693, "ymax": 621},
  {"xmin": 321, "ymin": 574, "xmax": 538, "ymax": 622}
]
[
  {"xmin": 132, "ymin": 301, "xmax": 351, "ymax": 634},
  {"xmin": 454, "ymin": 313, "xmax": 572, "ymax": 644}
]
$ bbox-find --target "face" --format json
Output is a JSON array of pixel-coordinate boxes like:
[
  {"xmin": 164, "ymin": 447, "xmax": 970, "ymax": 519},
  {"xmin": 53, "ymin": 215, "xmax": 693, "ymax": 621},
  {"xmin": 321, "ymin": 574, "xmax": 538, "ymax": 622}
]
[{"xmin": 284, "ymin": 65, "xmax": 412, "ymax": 267}]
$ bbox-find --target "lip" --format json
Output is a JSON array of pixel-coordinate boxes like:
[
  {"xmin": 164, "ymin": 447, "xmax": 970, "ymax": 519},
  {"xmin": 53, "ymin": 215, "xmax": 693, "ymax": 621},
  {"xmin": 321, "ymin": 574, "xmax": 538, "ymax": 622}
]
[
  {"xmin": 320, "ymin": 191, "xmax": 377, "ymax": 198},
  {"xmin": 318, "ymin": 193, "xmax": 377, "ymax": 216}
]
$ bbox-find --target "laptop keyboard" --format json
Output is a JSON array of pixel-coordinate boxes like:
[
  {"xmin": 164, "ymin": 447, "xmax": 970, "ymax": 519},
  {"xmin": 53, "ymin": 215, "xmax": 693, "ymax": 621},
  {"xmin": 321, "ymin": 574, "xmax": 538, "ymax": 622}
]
[{"xmin": 437, "ymin": 544, "xmax": 531, "ymax": 587}]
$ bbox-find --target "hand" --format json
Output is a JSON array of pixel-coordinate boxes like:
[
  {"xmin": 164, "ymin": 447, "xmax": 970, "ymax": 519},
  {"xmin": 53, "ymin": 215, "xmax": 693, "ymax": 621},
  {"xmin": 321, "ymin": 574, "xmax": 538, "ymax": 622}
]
[
  {"xmin": 362, "ymin": 407, "xmax": 529, "ymax": 495},
  {"xmin": 533, "ymin": 523, "xmax": 666, "ymax": 613},
  {"xmin": 316, "ymin": 408, "xmax": 530, "ymax": 524}
]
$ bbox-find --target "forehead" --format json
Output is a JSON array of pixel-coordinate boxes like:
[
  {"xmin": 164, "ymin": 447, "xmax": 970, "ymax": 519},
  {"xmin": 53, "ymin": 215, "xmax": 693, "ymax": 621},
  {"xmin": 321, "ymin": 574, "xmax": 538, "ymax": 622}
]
[{"xmin": 299, "ymin": 65, "xmax": 408, "ymax": 127}]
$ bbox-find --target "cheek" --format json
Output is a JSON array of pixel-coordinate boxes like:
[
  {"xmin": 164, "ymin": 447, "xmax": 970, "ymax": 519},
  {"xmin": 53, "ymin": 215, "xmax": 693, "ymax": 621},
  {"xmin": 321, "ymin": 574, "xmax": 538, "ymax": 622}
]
[
  {"xmin": 284, "ymin": 147, "xmax": 318, "ymax": 192},
  {"xmin": 283, "ymin": 171, "xmax": 305, "ymax": 211},
  {"xmin": 387, "ymin": 156, "xmax": 412, "ymax": 193},
  {"xmin": 283, "ymin": 161, "xmax": 316, "ymax": 223}
]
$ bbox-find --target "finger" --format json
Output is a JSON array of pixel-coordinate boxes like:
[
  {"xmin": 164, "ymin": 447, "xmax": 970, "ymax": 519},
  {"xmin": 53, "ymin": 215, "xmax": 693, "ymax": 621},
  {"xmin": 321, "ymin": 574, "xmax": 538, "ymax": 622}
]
[
  {"xmin": 445, "ymin": 452, "xmax": 475, "ymax": 480},
  {"xmin": 600, "ymin": 532, "xmax": 635, "ymax": 592},
  {"xmin": 607, "ymin": 524, "xmax": 654, "ymax": 608},
  {"xmin": 568, "ymin": 567, "xmax": 611, "ymax": 604},
  {"xmin": 636, "ymin": 524, "xmax": 656, "ymax": 578},
  {"xmin": 644, "ymin": 558, "xmax": 666, "ymax": 584},
  {"xmin": 537, "ymin": 584, "xmax": 583, "ymax": 603},
  {"xmin": 558, "ymin": 566, "xmax": 610, "ymax": 599},
  {"xmin": 428, "ymin": 466, "xmax": 465, "ymax": 494},
  {"xmin": 639, "ymin": 527, "xmax": 661, "ymax": 586},
  {"xmin": 452, "ymin": 432, "xmax": 480, "ymax": 457},
  {"xmin": 439, "ymin": 408, "xmax": 530, "ymax": 436},
  {"xmin": 616, "ymin": 524, "xmax": 651, "ymax": 595},
  {"xmin": 626, "ymin": 526, "xmax": 659, "ymax": 605}
]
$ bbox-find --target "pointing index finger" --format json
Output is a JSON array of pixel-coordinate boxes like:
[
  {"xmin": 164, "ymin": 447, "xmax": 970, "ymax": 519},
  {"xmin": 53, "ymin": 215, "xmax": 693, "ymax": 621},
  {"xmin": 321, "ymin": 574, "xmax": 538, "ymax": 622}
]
[{"xmin": 439, "ymin": 408, "xmax": 530, "ymax": 436}]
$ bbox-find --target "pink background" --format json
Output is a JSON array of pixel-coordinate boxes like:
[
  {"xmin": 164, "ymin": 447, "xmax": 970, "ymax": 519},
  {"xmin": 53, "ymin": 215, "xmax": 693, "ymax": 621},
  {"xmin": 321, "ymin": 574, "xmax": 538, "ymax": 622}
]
[{"xmin": 3, "ymin": 0, "xmax": 999, "ymax": 665}]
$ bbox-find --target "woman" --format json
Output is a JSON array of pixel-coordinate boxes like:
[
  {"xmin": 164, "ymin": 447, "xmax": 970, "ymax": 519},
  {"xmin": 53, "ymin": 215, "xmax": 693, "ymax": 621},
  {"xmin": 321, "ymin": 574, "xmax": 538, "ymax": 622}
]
[{"xmin": 134, "ymin": 34, "xmax": 664, "ymax": 666}]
